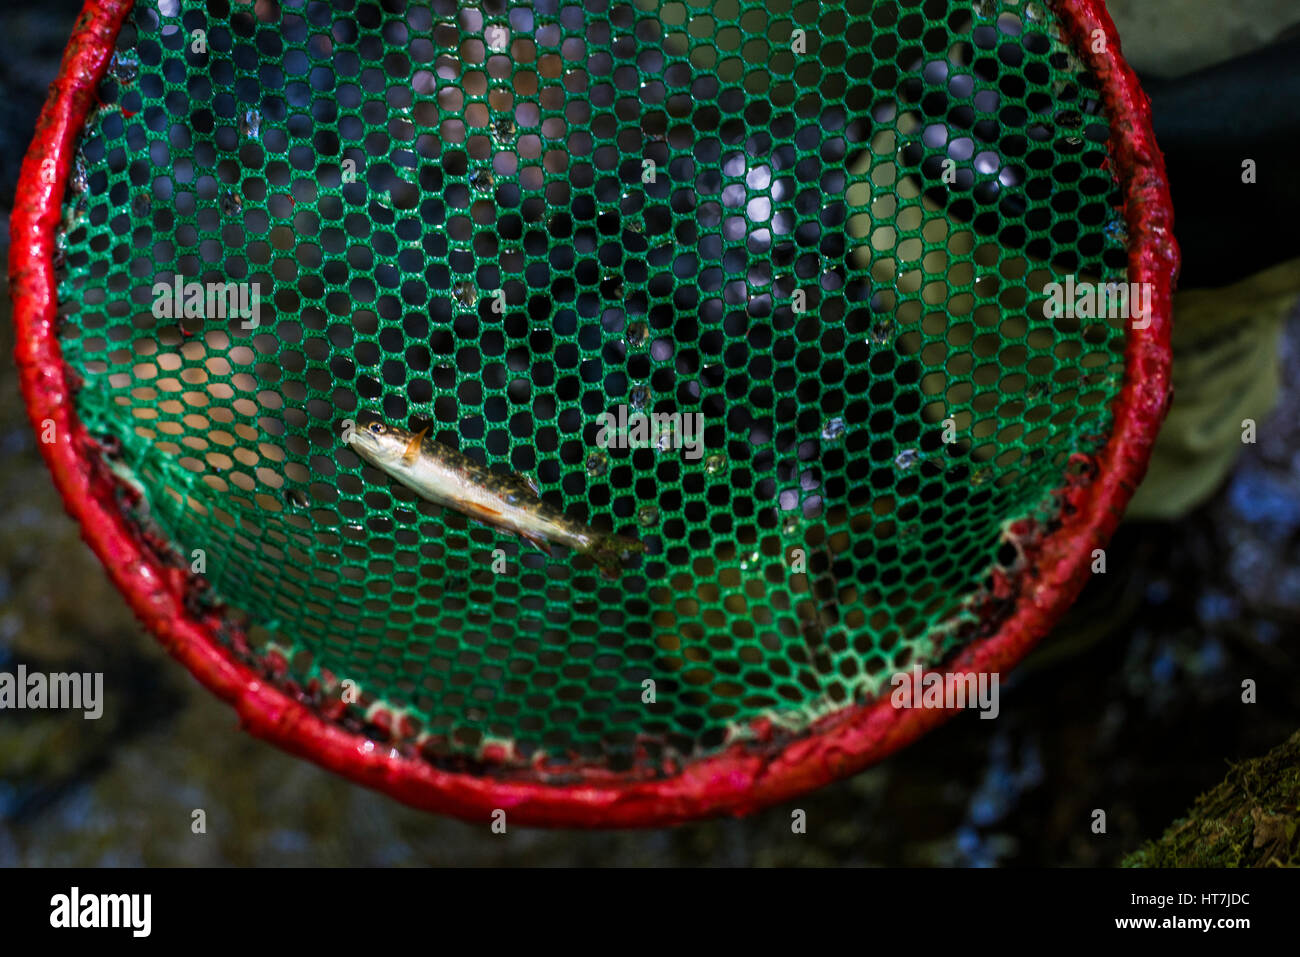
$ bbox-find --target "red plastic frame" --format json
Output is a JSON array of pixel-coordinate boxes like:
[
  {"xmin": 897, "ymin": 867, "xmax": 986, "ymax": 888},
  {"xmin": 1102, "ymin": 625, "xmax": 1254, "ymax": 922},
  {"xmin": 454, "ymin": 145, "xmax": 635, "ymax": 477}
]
[{"xmin": 8, "ymin": 0, "xmax": 1176, "ymax": 826}]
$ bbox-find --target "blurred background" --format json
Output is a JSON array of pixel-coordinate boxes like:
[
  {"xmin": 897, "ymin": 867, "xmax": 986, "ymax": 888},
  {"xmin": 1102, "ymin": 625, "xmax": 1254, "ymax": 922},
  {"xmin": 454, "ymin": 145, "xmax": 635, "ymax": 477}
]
[{"xmin": 1, "ymin": 0, "xmax": 1297, "ymax": 865}]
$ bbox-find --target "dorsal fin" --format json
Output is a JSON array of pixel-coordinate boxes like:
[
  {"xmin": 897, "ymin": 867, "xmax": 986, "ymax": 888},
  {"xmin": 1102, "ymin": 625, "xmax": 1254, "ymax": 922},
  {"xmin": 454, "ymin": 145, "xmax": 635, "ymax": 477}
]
[{"xmin": 487, "ymin": 464, "xmax": 542, "ymax": 501}]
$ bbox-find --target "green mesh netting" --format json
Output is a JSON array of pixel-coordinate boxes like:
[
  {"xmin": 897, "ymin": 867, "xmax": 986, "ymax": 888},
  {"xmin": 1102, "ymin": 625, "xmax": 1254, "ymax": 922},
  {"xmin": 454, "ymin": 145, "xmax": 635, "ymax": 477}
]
[{"xmin": 55, "ymin": 0, "xmax": 1129, "ymax": 775}]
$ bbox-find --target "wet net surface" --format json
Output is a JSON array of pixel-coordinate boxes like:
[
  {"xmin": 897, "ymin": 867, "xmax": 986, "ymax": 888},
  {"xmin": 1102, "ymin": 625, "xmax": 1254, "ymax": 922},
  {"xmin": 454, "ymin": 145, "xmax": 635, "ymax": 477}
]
[{"xmin": 54, "ymin": 0, "xmax": 1129, "ymax": 780}]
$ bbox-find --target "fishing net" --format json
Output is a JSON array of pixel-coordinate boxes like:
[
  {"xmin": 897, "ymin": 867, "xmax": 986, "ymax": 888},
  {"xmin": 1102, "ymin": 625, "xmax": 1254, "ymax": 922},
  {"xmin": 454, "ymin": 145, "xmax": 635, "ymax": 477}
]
[{"xmin": 11, "ymin": 0, "xmax": 1176, "ymax": 825}]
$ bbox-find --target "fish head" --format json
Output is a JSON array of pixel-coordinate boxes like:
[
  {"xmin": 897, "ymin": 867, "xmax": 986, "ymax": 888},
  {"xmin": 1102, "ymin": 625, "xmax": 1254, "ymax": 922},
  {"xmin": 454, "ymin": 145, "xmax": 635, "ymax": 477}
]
[{"xmin": 346, "ymin": 419, "xmax": 414, "ymax": 470}]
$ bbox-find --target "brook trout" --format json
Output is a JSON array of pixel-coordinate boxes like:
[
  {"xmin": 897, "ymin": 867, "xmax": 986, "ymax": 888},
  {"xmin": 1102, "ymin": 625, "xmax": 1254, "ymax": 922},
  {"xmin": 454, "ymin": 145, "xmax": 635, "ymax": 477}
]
[{"xmin": 345, "ymin": 419, "xmax": 645, "ymax": 575}]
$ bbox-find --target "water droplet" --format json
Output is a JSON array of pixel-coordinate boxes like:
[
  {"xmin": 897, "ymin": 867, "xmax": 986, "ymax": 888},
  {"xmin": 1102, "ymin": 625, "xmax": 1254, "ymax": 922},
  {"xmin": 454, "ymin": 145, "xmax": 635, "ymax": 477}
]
[
  {"xmin": 491, "ymin": 116, "xmax": 516, "ymax": 144},
  {"xmin": 219, "ymin": 190, "xmax": 243, "ymax": 216},
  {"xmin": 629, "ymin": 383, "xmax": 651, "ymax": 411},
  {"xmin": 869, "ymin": 319, "xmax": 894, "ymax": 348},
  {"xmin": 972, "ymin": 0, "xmax": 997, "ymax": 18},
  {"xmin": 894, "ymin": 448, "xmax": 920, "ymax": 471},
  {"xmin": 284, "ymin": 488, "xmax": 310, "ymax": 509},
  {"xmin": 1104, "ymin": 219, "xmax": 1129, "ymax": 245},
  {"xmin": 131, "ymin": 193, "xmax": 151, "ymax": 217},
  {"xmin": 585, "ymin": 450, "xmax": 608, "ymax": 477},
  {"xmin": 821, "ymin": 417, "xmax": 846, "ymax": 442},
  {"xmin": 469, "ymin": 168, "xmax": 494, "ymax": 191},
  {"xmin": 654, "ymin": 430, "xmax": 674, "ymax": 454},
  {"xmin": 971, "ymin": 466, "xmax": 994, "ymax": 486},
  {"xmin": 625, "ymin": 321, "xmax": 649, "ymax": 348},
  {"xmin": 637, "ymin": 504, "xmax": 660, "ymax": 526},
  {"xmin": 604, "ymin": 273, "xmax": 625, "ymax": 299},
  {"xmin": 110, "ymin": 51, "xmax": 139, "ymax": 84},
  {"xmin": 704, "ymin": 453, "xmax": 726, "ymax": 475},
  {"xmin": 1024, "ymin": 1, "xmax": 1045, "ymax": 23},
  {"xmin": 453, "ymin": 281, "xmax": 479, "ymax": 308},
  {"xmin": 781, "ymin": 512, "xmax": 800, "ymax": 535},
  {"xmin": 973, "ymin": 275, "xmax": 999, "ymax": 298},
  {"xmin": 1026, "ymin": 381, "xmax": 1048, "ymax": 401},
  {"xmin": 626, "ymin": 219, "xmax": 644, "ymax": 234},
  {"xmin": 239, "ymin": 109, "xmax": 261, "ymax": 140}
]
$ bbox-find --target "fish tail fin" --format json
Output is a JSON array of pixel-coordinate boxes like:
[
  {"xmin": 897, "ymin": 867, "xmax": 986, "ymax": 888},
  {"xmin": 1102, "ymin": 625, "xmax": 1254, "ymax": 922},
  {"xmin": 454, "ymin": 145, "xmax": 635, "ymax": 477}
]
[{"xmin": 589, "ymin": 531, "xmax": 646, "ymax": 577}]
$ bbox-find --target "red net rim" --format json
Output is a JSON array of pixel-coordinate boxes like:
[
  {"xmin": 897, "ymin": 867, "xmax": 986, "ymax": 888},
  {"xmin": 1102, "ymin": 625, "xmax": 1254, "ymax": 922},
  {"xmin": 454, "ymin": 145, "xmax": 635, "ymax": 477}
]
[{"xmin": 8, "ymin": 0, "xmax": 1177, "ymax": 826}]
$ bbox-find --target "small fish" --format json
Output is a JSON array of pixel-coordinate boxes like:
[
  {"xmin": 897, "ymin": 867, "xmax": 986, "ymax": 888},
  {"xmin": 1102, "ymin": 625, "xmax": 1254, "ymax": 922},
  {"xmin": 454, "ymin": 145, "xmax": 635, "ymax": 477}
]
[{"xmin": 345, "ymin": 419, "xmax": 645, "ymax": 576}]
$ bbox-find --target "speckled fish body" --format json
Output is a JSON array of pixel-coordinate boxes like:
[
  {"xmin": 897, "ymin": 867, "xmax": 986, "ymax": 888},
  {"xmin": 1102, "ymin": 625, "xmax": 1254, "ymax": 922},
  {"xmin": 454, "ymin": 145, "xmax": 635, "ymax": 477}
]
[{"xmin": 345, "ymin": 419, "xmax": 644, "ymax": 574}]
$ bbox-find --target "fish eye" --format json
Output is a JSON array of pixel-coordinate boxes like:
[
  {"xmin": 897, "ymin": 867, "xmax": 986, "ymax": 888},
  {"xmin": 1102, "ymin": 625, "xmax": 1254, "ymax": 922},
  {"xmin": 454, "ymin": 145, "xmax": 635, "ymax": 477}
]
[{"xmin": 367, "ymin": 422, "xmax": 385, "ymax": 435}]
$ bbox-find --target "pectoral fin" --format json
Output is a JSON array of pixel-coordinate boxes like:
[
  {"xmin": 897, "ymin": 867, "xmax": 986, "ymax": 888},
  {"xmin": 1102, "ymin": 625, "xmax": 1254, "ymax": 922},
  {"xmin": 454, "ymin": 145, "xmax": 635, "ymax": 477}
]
[
  {"xmin": 402, "ymin": 427, "xmax": 429, "ymax": 464},
  {"xmin": 517, "ymin": 472, "xmax": 541, "ymax": 497}
]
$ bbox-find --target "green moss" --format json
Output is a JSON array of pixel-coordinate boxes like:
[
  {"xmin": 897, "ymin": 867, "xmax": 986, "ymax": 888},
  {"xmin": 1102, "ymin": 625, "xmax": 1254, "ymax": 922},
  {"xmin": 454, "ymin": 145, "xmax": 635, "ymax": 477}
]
[{"xmin": 1124, "ymin": 731, "xmax": 1300, "ymax": 868}]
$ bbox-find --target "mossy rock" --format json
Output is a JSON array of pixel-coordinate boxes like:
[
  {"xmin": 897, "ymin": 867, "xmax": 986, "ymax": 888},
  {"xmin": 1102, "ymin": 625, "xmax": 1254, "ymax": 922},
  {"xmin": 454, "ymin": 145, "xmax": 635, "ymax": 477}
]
[{"xmin": 1124, "ymin": 731, "xmax": 1300, "ymax": 867}]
